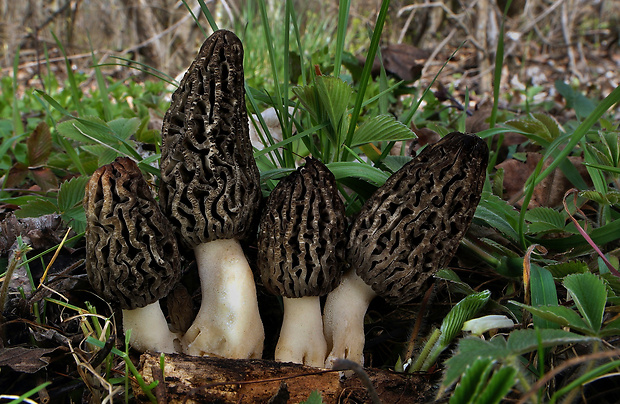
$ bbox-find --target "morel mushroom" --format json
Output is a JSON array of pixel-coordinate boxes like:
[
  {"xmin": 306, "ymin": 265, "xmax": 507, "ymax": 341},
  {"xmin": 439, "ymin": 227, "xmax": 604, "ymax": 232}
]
[
  {"xmin": 159, "ymin": 30, "xmax": 264, "ymax": 358},
  {"xmin": 84, "ymin": 157, "xmax": 182, "ymax": 353},
  {"xmin": 258, "ymin": 158, "xmax": 346, "ymax": 367},
  {"xmin": 322, "ymin": 132, "xmax": 489, "ymax": 367}
]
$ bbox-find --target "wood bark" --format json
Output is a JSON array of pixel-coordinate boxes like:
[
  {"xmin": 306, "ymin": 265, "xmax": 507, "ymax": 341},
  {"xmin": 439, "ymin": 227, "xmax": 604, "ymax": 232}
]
[{"xmin": 137, "ymin": 352, "xmax": 436, "ymax": 403}]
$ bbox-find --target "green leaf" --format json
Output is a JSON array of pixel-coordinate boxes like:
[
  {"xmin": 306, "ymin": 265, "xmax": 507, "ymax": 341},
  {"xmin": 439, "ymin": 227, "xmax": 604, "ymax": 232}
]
[
  {"xmin": 15, "ymin": 200, "xmax": 58, "ymax": 218},
  {"xmin": 563, "ymin": 273, "xmax": 607, "ymax": 333},
  {"xmin": 545, "ymin": 261, "xmax": 588, "ymax": 278},
  {"xmin": 57, "ymin": 176, "xmax": 89, "ymax": 212},
  {"xmin": 532, "ymin": 218, "xmax": 620, "ymax": 250},
  {"xmin": 510, "ymin": 302, "xmax": 591, "ymax": 334},
  {"xmin": 554, "ymin": 80, "xmax": 596, "ymax": 120},
  {"xmin": 450, "ymin": 358, "xmax": 496, "ymax": 404},
  {"xmin": 351, "ymin": 114, "xmax": 415, "ymax": 147},
  {"xmin": 439, "ymin": 290, "xmax": 491, "ymax": 345},
  {"xmin": 506, "ymin": 328, "xmax": 597, "ymax": 353},
  {"xmin": 525, "ymin": 207, "xmax": 566, "ymax": 234},
  {"xmin": 475, "ymin": 192, "xmax": 520, "ymax": 242},
  {"xmin": 380, "ymin": 155, "xmax": 412, "ymax": 173},
  {"xmin": 435, "ymin": 269, "xmax": 477, "ymax": 296},
  {"xmin": 315, "ymin": 76, "xmax": 352, "ymax": 132},
  {"xmin": 505, "ymin": 115, "xmax": 554, "ymax": 144},
  {"xmin": 580, "ymin": 190, "xmax": 620, "ymax": 205},
  {"xmin": 530, "ymin": 265, "xmax": 559, "ymax": 329},
  {"xmin": 327, "ymin": 161, "xmax": 390, "ymax": 187},
  {"xmin": 475, "ymin": 365, "xmax": 518, "ymax": 404},
  {"xmin": 300, "ymin": 390, "xmax": 324, "ymax": 404},
  {"xmin": 582, "ymin": 162, "xmax": 620, "ymax": 175},
  {"xmin": 108, "ymin": 117, "xmax": 141, "ymax": 141},
  {"xmin": 442, "ymin": 337, "xmax": 509, "ymax": 388},
  {"xmin": 62, "ymin": 206, "xmax": 86, "ymax": 234},
  {"xmin": 532, "ymin": 113, "xmax": 561, "ymax": 139}
]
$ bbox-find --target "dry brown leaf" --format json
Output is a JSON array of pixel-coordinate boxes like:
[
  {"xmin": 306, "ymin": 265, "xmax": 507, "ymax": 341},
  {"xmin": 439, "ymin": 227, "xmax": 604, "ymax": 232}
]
[{"xmin": 0, "ymin": 347, "xmax": 57, "ymax": 373}]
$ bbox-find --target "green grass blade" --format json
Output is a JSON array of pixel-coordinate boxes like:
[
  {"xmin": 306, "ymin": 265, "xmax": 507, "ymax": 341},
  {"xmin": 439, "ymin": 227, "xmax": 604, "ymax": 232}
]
[
  {"xmin": 333, "ymin": 0, "xmax": 351, "ymax": 78},
  {"xmin": 7, "ymin": 382, "xmax": 52, "ymax": 404},
  {"xmin": 530, "ymin": 265, "xmax": 560, "ymax": 329},
  {"xmin": 12, "ymin": 48, "xmax": 24, "ymax": 136},
  {"xmin": 51, "ymin": 32, "xmax": 83, "ymax": 117},
  {"xmin": 88, "ymin": 33, "xmax": 112, "ymax": 121},
  {"xmin": 400, "ymin": 42, "xmax": 464, "ymax": 126},
  {"xmin": 196, "ymin": 0, "xmax": 219, "ymax": 32},
  {"xmin": 344, "ymin": 0, "xmax": 390, "ymax": 150}
]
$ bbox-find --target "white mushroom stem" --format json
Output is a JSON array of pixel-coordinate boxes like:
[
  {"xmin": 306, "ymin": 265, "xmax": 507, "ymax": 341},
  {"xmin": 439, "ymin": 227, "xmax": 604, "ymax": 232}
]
[
  {"xmin": 322, "ymin": 270, "xmax": 377, "ymax": 368},
  {"xmin": 122, "ymin": 302, "xmax": 181, "ymax": 353},
  {"xmin": 275, "ymin": 296, "xmax": 327, "ymax": 367},
  {"xmin": 181, "ymin": 238, "xmax": 265, "ymax": 358}
]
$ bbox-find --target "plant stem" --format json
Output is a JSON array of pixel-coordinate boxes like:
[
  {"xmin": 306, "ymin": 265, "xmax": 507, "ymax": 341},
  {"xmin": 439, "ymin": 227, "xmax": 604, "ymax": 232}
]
[{"xmin": 0, "ymin": 237, "xmax": 32, "ymax": 344}]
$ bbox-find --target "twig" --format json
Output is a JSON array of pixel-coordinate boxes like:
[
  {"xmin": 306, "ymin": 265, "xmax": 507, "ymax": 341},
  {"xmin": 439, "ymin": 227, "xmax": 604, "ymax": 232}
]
[{"xmin": 332, "ymin": 359, "xmax": 382, "ymax": 404}]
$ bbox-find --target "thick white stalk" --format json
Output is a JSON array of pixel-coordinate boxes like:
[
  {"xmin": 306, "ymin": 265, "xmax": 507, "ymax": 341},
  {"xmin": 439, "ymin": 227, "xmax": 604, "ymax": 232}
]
[
  {"xmin": 122, "ymin": 302, "xmax": 180, "ymax": 353},
  {"xmin": 322, "ymin": 270, "xmax": 377, "ymax": 368},
  {"xmin": 275, "ymin": 296, "xmax": 327, "ymax": 367},
  {"xmin": 182, "ymin": 238, "xmax": 264, "ymax": 358}
]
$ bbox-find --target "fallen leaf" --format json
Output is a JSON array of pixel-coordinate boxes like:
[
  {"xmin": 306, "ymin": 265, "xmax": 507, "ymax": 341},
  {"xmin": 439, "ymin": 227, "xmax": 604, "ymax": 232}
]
[{"xmin": 0, "ymin": 347, "xmax": 57, "ymax": 373}]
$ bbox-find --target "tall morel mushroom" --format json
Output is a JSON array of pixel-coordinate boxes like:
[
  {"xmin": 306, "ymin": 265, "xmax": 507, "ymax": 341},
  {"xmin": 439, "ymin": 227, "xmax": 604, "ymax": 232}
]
[
  {"xmin": 258, "ymin": 158, "xmax": 346, "ymax": 367},
  {"xmin": 322, "ymin": 132, "xmax": 489, "ymax": 367},
  {"xmin": 159, "ymin": 29, "xmax": 264, "ymax": 358},
  {"xmin": 84, "ymin": 157, "xmax": 182, "ymax": 353}
]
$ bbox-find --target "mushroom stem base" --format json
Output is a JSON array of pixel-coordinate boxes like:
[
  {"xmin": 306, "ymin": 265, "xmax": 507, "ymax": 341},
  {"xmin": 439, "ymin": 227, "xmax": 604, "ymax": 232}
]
[
  {"xmin": 322, "ymin": 270, "xmax": 377, "ymax": 368},
  {"xmin": 275, "ymin": 296, "xmax": 327, "ymax": 367},
  {"xmin": 182, "ymin": 238, "xmax": 265, "ymax": 358},
  {"xmin": 122, "ymin": 302, "xmax": 181, "ymax": 353}
]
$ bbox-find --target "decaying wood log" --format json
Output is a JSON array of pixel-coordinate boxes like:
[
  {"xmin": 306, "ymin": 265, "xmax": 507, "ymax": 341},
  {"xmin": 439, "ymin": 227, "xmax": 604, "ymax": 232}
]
[{"xmin": 137, "ymin": 352, "xmax": 436, "ymax": 403}]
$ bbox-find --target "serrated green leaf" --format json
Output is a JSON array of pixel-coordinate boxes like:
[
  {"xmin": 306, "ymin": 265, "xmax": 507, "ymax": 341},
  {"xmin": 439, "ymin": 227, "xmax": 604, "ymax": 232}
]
[
  {"xmin": 476, "ymin": 366, "xmax": 518, "ymax": 404},
  {"xmin": 440, "ymin": 290, "xmax": 491, "ymax": 344},
  {"xmin": 15, "ymin": 200, "xmax": 58, "ymax": 218},
  {"xmin": 57, "ymin": 116, "xmax": 116, "ymax": 144},
  {"xmin": 563, "ymin": 273, "xmax": 607, "ymax": 333},
  {"xmin": 108, "ymin": 117, "xmax": 141, "ymax": 140},
  {"xmin": 450, "ymin": 358, "xmax": 495, "ymax": 404},
  {"xmin": 442, "ymin": 337, "xmax": 509, "ymax": 389},
  {"xmin": 351, "ymin": 114, "xmax": 416, "ymax": 147},
  {"xmin": 525, "ymin": 207, "xmax": 566, "ymax": 234},
  {"xmin": 505, "ymin": 116, "xmax": 552, "ymax": 144},
  {"xmin": 532, "ymin": 113, "xmax": 561, "ymax": 139},
  {"xmin": 62, "ymin": 206, "xmax": 86, "ymax": 233},
  {"xmin": 580, "ymin": 190, "xmax": 620, "ymax": 205},
  {"xmin": 546, "ymin": 261, "xmax": 588, "ymax": 278},
  {"xmin": 510, "ymin": 302, "xmax": 591, "ymax": 333},
  {"xmin": 57, "ymin": 176, "xmax": 89, "ymax": 212},
  {"xmin": 315, "ymin": 75, "xmax": 352, "ymax": 131}
]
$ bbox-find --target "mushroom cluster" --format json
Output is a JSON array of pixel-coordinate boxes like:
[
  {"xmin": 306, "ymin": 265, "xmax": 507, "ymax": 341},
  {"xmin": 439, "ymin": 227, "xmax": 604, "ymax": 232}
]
[
  {"xmin": 323, "ymin": 132, "xmax": 489, "ymax": 367},
  {"xmin": 158, "ymin": 29, "xmax": 264, "ymax": 358},
  {"xmin": 84, "ymin": 157, "xmax": 182, "ymax": 353},
  {"xmin": 257, "ymin": 158, "xmax": 346, "ymax": 367},
  {"xmin": 82, "ymin": 28, "xmax": 490, "ymax": 370}
]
